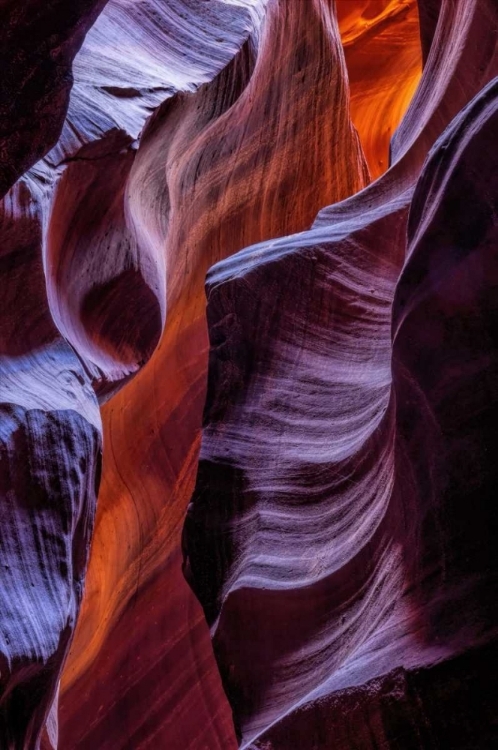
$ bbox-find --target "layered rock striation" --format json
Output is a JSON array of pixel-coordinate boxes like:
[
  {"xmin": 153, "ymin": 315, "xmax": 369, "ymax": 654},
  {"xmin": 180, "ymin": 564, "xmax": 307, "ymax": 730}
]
[
  {"xmin": 0, "ymin": 0, "xmax": 497, "ymax": 748},
  {"xmin": 183, "ymin": 0, "xmax": 498, "ymax": 747}
]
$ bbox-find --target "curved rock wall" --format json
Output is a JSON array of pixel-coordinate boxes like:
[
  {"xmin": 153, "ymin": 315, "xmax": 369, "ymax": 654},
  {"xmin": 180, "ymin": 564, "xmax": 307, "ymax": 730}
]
[
  {"xmin": 184, "ymin": 0, "xmax": 498, "ymax": 747},
  {"xmin": 1, "ymin": 0, "xmax": 496, "ymax": 747},
  {"xmin": 0, "ymin": 175, "xmax": 102, "ymax": 749},
  {"xmin": 60, "ymin": 1, "xmax": 373, "ymax": 745}
]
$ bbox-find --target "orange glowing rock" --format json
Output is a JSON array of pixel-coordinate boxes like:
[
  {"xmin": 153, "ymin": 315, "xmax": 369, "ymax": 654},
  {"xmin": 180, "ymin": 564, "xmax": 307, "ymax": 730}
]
[
  {"xmin": 337, "ymin": 0, "xmax": 422, "ymax": 178},
  {"xmin": 60, "ymin": 2, "xmax": 370, "ymax": 746}
]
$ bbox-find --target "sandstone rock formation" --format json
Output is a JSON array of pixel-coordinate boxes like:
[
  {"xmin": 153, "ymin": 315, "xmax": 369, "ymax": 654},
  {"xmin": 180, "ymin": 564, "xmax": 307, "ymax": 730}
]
[
  {"xmin": 0, "ymin": 0, "xmax": 497, "ymax": 748},
  {"xmin": 184, "ymin": 1, "xmax": 498, "ymax": 747},
  {"xmin": 0, "ymin": 173, "xmax": 102, "ymax": 749},
  {"xmin": 0, "ymin": 0, "xmax": 108, "ymax": 198}
]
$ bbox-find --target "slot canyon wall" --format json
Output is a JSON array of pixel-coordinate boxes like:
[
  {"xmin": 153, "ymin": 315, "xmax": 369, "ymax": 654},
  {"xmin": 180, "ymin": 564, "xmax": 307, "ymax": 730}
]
[{"xmin": 0, "ymin": 0, "xmax": 497, "ymax": 748}]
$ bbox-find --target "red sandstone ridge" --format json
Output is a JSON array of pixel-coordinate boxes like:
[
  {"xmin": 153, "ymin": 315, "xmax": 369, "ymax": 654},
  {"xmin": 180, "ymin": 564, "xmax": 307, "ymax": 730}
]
[{"xmin": 0, "ymin": 0, "xmax": 497, "ymax": 748}]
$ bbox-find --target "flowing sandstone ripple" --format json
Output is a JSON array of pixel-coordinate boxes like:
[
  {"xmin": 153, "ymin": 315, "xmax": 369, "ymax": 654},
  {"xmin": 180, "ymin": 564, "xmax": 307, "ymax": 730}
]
[
  {"xmin": 1, "ymin": 0, "xmax": 497, "ymax": 747},
  {"xmin": 184, "ymin": 1, "xmax": 498, "ymax": 746}
]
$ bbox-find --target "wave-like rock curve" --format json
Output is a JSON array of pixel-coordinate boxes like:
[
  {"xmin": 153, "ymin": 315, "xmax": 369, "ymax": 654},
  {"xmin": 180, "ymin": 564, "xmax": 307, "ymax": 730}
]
[
  {"xmin": 183, "ymin": 1, "xmax": 498, "ymax": 747},
  {"xmin": 1, "ymin": 0, "xmax": 497, "ymax": 747}
]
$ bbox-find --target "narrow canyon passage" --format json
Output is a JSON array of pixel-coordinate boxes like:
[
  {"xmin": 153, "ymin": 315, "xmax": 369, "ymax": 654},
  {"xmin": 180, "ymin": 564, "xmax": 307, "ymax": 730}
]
[
  {"xmin": 0, "ymin": 1, "xmax": 497, "ymax": 748},
  {"xmin": 59, "ymin": 3, "xmax": 423, "ymax": 747}
]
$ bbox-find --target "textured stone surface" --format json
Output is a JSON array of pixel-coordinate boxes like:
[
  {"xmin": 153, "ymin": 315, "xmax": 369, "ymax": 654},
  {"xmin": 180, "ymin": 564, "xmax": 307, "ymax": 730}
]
[
  {"xmin": 1, "ymin": 0, "xmax": 497, "ymax": 747},
  {"xmin": 338, "ymin": 0, "xmax": 422, "ymax": 178},
  {"xmin": 41, "ymin": 0, "xmax": 269, "ymax": 395},
  {"xmin": 0, "ymin": 0, "xmax": 108, "ymax": 199},
  {"xmin": 0, "ymin": 176, "xmax": 102, "ymax": 748},
  {"xmin": 183, "ymin": 2, "xmax": 498, "ymax": 747},
  {"xmin": 59, "ymin": 2, "xmax": 374, "ymax": 746},
  {"xmin": 252, "ymin": 641, "xmax": 498, "ymax": 749}
]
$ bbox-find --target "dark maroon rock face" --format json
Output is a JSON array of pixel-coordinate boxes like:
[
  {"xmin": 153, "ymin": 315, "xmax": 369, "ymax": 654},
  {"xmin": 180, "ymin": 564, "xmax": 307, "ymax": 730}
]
[
  {"xmin": 393, "ymin": 77, "xmax": 498, "ymax": 651},
  {"xmin": 0, "ymin": 0, "xmax": 109, "ymax": 199},
  {"xmin": 251, "ymin": 641, "xmax": 498, "ymax": 749},
  {"xmin": 417, "ymin": 0, "xmax": 442, "ymax": 63}
]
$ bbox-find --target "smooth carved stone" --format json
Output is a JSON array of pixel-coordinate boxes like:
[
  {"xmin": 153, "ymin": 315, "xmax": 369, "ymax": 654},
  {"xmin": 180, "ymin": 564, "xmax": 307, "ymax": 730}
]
[
  {"xmin": 184, "ymin": 177, "xmax": 411, "ymax": 749},
  {"xmin": 183, "ymin": 5, "xmax": 498, "ymax": 748},
  {"xmin": 60, "ymin": 549, "xmax": 237, "ymax": 750},
  {"xmin": 252, "ymin": 641, "xmax": 498, "ymax": 749},
  {"xmin": 2, "ymin": 0, "xmax": 496, "ymax": 746},
  {"xmin": 0, "ymin": 176, "xmax": 102, "ymax": 748},
  {"xmin": 1, "ymin": 1, "xmax": 268, "ymax": 744},
  {"xmin": 337, "ymin": 0, "xmax": 422, "ymax": 178},
  {"xmin": 0, "ymin": 0, "xmax": 108, "ymax": 199},
  {"xmin": 0, "ymin": 405, "xmax": 100, "ymax": 749},
  {"xmin": 417, "ymin": 0, "xmax": 443, "ymax": 63},
  {"xmin": 59, "ymin": 1, "xmax": 373, "ymax": 747},
  {"xmin": 46, "ymin": 144, "xmax": 164, "ymax": 390},
  {"xmin": 392, "ymin": 76, "xmax": 498, "ymax": 662},
  {"xmin": 41, "ymin": 0, "xmax": 269, "ymax": 394},
  {"xmin": 45, "ymin": 0, "xmax": 268, "ymax": 166},
  {"xmin": 245, "ymin": 73, "xmax": 498, "ymax": 750},
  {"xmin": 4, "ymin": 0, "xmax": 269, "ymax": 400},
  {"xmin": 391, "ymin": 0, "xmax": 498, "ymax": 163}
]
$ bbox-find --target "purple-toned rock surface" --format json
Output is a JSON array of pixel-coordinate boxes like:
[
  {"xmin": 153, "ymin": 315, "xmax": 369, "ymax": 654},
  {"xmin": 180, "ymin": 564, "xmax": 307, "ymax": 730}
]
[
  {"xmin": 0, "ymin": 176, "xmax": 102, "ymax": 748},
  {"xmin": 0, "ymin": 0, "xmax": 497, "ymax": 747},
  {"xmin": 183, "ymin": 2, "xmax": 498, "ymax": 747}
]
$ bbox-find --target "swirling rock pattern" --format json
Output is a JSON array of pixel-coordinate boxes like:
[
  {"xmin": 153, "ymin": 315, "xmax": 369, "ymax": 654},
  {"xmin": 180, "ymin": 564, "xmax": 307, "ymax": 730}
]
[
  {"xmin": 184, "ymin": 1, "xmax": 498, "ymax": 748},
  {"xmin": 59, "ymin": 1, "xmax": 374, "ymax": 746},
  {"xmin": 0, "ymin": 175, "xmax": 102, "ymax": 749},
  {"xmin": 1, "ymin": 1, "xmax": 268, "ymax": 746},
  {"xmin": 0, "ymin": 0, "xmax": 497, "ymax": 747},
  {"xmin": 39, "ymin": 0, "xmax": 268, "ymax": 395}
]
